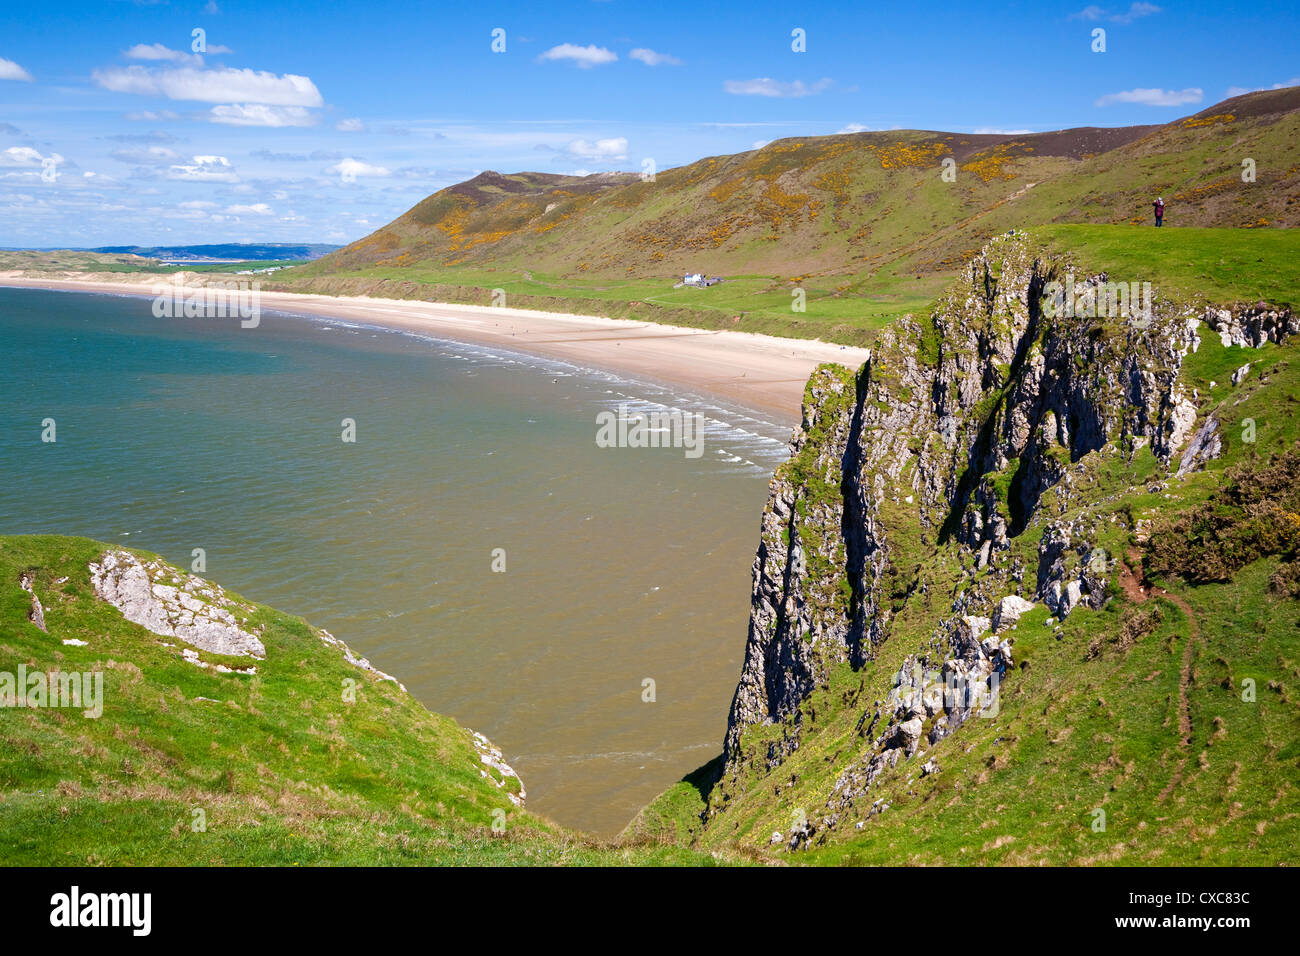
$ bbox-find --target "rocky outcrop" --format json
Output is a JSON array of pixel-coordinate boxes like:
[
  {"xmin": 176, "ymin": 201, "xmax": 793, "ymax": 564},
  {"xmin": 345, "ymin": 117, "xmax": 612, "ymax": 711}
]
[
  {"xmin": 315, "ymin": 625, "xmax": 405, "ymax": 690},
  {"xmin": 714, "ymin": 234, "xmax": 1276, "ymax": 834},
  {"xmin": 993, "ymin": 595, "xmax": 1036, "ymax": 632},
  {"xmin": 1177, "ymin": 417, "xmax": 1222, "ymax": 477},
  {"xmin": 723, "ymin": 363, "xmax": 881, "ymax": 763},
  {"xmin": 472, "ymin": 731, "xmax": 526, "ymax": 808},
  {"xmin": 19, "ymin": 572, "xmax": 47, "ymax": 632},
  {"xmin": 1203, "ymin": 304, "xmax": 1297, "ymax": 349},
  {"xmin": 90, "ymin": 549, "xmax": 265, "ymax": 658},
  {"xmin": 87, "ymin": 548, "xmax": 525, "ymax": 805}
]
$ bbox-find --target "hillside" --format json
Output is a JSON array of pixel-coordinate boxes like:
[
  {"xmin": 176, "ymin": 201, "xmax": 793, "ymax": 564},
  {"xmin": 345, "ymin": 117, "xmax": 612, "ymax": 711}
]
[
  {"xmin": 5, "ymin": 225, "xmax": 1298, "ymax": 866},
  {"xmin": 631, "ymin": 231, "xmax": 1300, "ymax": 864},
  {"xmin": 0, "ymin": 536, "xmax": 720, "ymax": 865},
  {"xmin": 270, "ymin": 87, "xmax": 1300, "ymax": 344}
]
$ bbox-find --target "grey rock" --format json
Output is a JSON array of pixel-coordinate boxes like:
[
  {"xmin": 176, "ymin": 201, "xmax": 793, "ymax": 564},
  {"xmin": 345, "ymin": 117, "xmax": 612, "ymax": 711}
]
[
  {"xmin": 992, "ymin": 595, "xmax": 1035, "ymax": 632},
  {"xmin": 471, "ymin": 731, "xmax": 526, "ymax": 808},
  {"xmin": 1176, "ymin": 417, "xmax": 1222, "ymax": 478},
  {"xmin": 89, "ymin": 549, "xmax": 265, "ymax": 658},
  {"xmin": 18, "ymin": 573, "xmax": 47, "ymax": 633},
  {"xmin": 961, "ymin": 615, "xmax": 992, "ymax": 643},
  {"xmin": 1204, "ymin": 305, "xmax": 1298, "ymax": 349}
]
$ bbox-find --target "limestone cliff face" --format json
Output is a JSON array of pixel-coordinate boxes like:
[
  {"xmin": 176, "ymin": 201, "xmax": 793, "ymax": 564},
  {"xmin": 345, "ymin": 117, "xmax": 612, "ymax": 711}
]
[
  {"xmin": 724, "ymin": 365, "xmax": 875, "ymax": 765},
  {"xmin": 719, "ymin": 233, "xmax": 1281, "ymax": 802}
]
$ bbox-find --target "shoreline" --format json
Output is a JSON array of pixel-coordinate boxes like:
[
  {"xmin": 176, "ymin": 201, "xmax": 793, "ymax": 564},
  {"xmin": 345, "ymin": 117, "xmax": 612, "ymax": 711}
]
[{"xmin": 0, "ymin": 272, "xmax": 872, "ymax": 424}]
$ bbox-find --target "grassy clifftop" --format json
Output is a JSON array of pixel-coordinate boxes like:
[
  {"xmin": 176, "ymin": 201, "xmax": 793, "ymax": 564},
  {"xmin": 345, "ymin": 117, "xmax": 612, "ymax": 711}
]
[{"xmin": 0, "ymin": 535, "xmax": 721, "ymax": 865}]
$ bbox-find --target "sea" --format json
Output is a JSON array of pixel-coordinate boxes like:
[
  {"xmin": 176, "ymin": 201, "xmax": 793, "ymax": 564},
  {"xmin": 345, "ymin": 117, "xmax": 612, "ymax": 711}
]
[{"xmin": 0, "ymin": 286, "xmax": 794, "ymax": 835}]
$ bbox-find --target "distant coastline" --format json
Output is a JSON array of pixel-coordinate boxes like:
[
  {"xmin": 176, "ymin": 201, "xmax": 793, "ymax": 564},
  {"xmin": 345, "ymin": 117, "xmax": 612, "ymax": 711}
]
[{"xmin": 0, "ymin": 272, "xmax": 870, "ymax": 423}]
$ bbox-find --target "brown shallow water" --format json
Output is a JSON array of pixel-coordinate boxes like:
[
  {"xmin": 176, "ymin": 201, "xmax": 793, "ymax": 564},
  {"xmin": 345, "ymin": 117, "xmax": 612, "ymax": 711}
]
[{"xmin": 0, "ymin": 288, "xmax": 795, "ymax": 835}]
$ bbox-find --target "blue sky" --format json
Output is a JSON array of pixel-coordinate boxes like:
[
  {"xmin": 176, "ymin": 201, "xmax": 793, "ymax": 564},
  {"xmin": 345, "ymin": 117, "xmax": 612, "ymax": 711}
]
[{"xmin": 0, "ymin": 0, "xmax": 1295, "ymax": 246}]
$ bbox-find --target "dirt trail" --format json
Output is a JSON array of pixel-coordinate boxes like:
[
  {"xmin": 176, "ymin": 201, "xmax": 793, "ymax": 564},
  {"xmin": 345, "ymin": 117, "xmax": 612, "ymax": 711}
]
[
  {"xmin": 1122, "ymin": 552, "xmax": 1201, "ymax": 802},
  {"xmin": 1156, "ymin": 586, "xmax": 1201, "ymax": 803}
]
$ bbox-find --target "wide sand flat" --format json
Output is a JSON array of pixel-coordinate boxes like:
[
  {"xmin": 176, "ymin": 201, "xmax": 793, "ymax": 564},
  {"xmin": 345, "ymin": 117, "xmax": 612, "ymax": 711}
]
[{"xmin": 0, "ymin": 272, "xmax": 871, "ymax": 423}]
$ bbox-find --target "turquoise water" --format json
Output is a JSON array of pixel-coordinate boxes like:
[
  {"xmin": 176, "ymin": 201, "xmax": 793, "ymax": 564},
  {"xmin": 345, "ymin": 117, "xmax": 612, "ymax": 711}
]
[{"xmin": 0, "ymin": 287, "xmax": 792, "ymax": 835}]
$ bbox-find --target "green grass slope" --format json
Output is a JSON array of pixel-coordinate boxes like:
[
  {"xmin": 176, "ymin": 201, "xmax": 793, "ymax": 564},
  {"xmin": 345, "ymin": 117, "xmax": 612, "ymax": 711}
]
[
  {"xmin": 1030, "ymin": 224, "xmax": 1300, "ymax": 308},
  {"xmin": 0, "ymin": 536, "xmax": 723, "ymax": 865}
]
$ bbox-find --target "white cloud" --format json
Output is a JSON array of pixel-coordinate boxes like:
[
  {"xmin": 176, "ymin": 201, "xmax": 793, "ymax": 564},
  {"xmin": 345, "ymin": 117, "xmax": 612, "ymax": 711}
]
[
  {"xmin": 565, "ymin": 137, "xmax": 628, "ymax": 161},
  {"xmin": 0, "ymin": 146, "xmax": 61, "ymax": 167},
  {"xmin": 1, "ymin": 146, "xmax": 40, "ymax": 166},
  {"xmin": 336, "ymin": 117, "xmax": 365, "ymax": 132},
  {"xmin": 836, "ymin": 123, "xmax": 874, "ymax": 134},
  {"xmin": 1070, "ymin": 3, "xmax": 1160, "ymax": 22},
  {"xmin": 168, "ymin": 154, "xmax": 238, "ymax": 182},
  {"xmin": 110, "ymin": 145, "xmax": 182, "ymax": 165},
  {"xmin": 125, "ymin": 110, "xmax": 181, "ymax": 121},
  {"xmin": 124, "ymin": 43, "xmax": 202, "ymax": 66},
  {"xmin": 225, "ymin": 203, "xmax": 272, "ymax": 215},
  {"xmin": 1095, "ymin": 87, "xmax": 1202, "ymax": 107},
  {"xmin": 1111, "ymin": 2, "xmax": 1161, "ymax": 24},
  {"xmin": 0, "ymin": 57, "xmax": 33, "ymax": 82},
  {"xmin": 973, "ymin": 126, "xmax": 1034, "ymax": 134},
  {"xmin": 724, "ymin": 77, "xmax": 833, "ymax": 98},
  {"xmin": 328, "ymin": 158, "xmax": 391, "ymax": 178},
  {"xmin": 93, "ymin": 65, "xmax": 323, "ymax": 106},
  {"xmin": 629, "ymin": 48, "xmax": 681, "ymax": 66},
  {"xmin": 179, "ymin": 200, "xmax": 217, "ymax": 210},
  {"xmin": 751, "ymin": 140, "xmax": 770, "ymax": 150},
  {"xmin": 1225, "ymin": 78, "xmax": 1300, "ymax": 97},
  {"xmin": 538, "ymin": 43, "xmax": 618, "ymax": 68},
  {"xmin": 209, "ymin": 104, "xmax": 317, "ymax": 127}
]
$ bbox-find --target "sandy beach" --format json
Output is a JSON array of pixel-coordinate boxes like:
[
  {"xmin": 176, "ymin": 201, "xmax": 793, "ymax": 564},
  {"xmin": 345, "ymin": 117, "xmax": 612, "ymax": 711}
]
[{"xmin": 0, "ymin": 272, "xmax": 871, "ymax": 424}]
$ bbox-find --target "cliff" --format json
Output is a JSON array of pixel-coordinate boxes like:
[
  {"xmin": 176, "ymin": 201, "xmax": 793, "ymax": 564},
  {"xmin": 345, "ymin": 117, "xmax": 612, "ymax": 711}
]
[{"xmin": 640, "ymin": 232, "xmax": 1300, "ymax": 863}]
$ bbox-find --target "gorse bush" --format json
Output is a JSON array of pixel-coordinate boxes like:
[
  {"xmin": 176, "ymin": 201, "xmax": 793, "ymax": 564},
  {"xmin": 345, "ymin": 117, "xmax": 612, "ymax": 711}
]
[{"xmin": 1145, "ymin": 446, "xmax": 1300, "ymax": 583}]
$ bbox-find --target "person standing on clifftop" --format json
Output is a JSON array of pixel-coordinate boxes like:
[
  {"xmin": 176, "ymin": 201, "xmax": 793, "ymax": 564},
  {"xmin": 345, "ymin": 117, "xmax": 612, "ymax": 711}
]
[{"xmin": 1153, "ymin": 196, "xmax": 1165, "ymax": 227}]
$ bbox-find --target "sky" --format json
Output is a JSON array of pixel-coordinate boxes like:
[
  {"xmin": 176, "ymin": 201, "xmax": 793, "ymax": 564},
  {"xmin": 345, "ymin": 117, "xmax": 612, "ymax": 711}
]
[{"xmin": 0, "ymin": 0, "xmax": 1296, "ymax": 247}]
